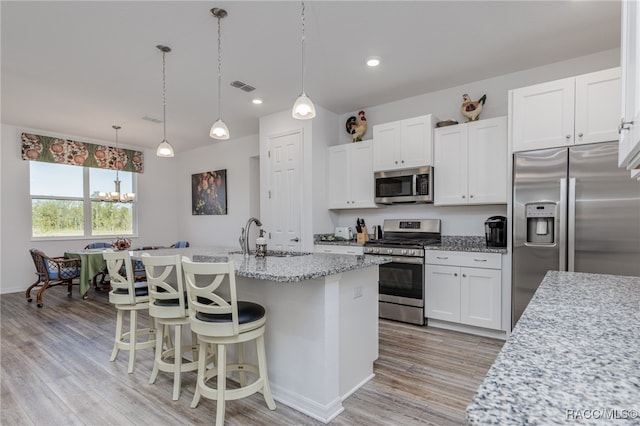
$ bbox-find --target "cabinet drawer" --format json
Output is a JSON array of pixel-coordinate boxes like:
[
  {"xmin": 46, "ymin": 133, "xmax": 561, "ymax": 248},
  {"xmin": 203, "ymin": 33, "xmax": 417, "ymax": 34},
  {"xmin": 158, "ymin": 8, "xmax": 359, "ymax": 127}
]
[
  {"xmin": 314, "ymin": 245, "xmax": 363, "ymax": 255},
  {"xmin": 425, "ymin": 250, "xmax": 501, "ymax": 269}
]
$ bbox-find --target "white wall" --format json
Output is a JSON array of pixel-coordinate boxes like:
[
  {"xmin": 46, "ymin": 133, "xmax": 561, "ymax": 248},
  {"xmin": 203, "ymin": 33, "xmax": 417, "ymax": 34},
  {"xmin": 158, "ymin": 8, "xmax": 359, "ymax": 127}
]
[
  {"xmin": 327, "ymin": 48, "xmax": 620, "ymax": 236},
  {"xmin": 0, "ymin": 123, "xmax": 180, "ymax": 294},
  {"xmin": 175, "ymin": 133, "xmax": 260, "ymax": 249}
]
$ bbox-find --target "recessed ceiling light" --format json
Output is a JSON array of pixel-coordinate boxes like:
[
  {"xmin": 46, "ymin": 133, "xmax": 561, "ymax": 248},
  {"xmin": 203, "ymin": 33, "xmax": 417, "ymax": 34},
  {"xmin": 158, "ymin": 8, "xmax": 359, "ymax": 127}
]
[
  {"xmin": 252, "ymin": 98, "xmax": 263, "ymax": 105},
  {"xmin": 366, "ymin": 57, "xmax": 381, "ymax": 67}
]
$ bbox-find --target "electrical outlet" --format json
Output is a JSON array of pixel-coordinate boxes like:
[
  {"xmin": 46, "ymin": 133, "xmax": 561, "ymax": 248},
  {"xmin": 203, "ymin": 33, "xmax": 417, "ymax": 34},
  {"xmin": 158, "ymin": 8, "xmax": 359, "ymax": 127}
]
[{"xmin": 354, "ymin": 286, "xmax": 363, "ymax": 299}]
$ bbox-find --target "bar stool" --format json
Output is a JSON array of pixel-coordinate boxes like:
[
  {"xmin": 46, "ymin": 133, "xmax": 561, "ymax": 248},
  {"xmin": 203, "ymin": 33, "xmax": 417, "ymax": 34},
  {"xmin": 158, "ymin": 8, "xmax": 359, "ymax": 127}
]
[
  {"xmin": 103, "ymin": 249, "xmax": 156, "ymax": 374},
  {"xmin": 182, "ymin": 258, "xmax": 276, "ymax": 426},
  {"xmin": 141, "ymin": 254, "xmax": 198, "ymax": 400}
]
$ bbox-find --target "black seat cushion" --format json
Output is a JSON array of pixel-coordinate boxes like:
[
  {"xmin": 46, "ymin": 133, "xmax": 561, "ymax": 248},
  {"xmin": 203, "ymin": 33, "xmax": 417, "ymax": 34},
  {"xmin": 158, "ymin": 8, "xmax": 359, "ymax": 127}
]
[
  {"xmin": 195, "ymin": 301, "xmax": 265, "ymax": 324},
  {"xmin": 113, "ymin": 281, "xmax": 149, "ymax": 297},
  {"xmin": 153, "ymin": 291, "xmax": 188, "ymax": 307}
]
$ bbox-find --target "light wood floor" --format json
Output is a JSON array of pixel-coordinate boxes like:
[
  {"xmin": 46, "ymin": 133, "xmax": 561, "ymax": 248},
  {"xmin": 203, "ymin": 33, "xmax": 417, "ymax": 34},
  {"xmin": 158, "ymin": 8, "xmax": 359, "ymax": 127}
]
[{"xmin": 1, "ymin": 285, "xmax": 503, "ymax": 425}]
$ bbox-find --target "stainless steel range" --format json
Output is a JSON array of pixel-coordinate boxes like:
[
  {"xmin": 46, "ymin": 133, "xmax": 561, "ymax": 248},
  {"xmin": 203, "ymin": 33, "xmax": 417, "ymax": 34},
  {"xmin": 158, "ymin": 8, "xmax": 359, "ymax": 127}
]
[{"xmin": 364, "ymin": 219, "xmax": 441, "ymax": 325}]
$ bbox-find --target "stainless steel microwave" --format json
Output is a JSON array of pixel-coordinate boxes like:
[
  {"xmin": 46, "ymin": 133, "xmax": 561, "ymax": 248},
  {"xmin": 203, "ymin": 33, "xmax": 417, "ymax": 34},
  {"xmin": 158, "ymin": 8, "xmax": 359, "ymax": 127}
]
[{"xmin": 374, "ymin": 166, "xmax": 433, "ymax": 204}]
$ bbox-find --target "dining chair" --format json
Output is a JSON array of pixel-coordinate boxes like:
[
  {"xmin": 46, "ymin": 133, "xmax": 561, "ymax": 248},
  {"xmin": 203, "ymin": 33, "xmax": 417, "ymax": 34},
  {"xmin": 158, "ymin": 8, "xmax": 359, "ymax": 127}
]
[
  {"xmin": 171, "ymin": 241, "xmax": 190, "ymax": 248},
  {"xmin": 141, "ymin": 253, "xmax": 198, "ymax": 400},
  {"xmin": 103, "ymin": 249, "xmax": 156, "ymax": 374},
  {"xmin": 84, "ymin": 242, "xmax": 114, "ymax": 289},
  {"xmin": 26, "ymin": 249, "xmax": 81, "ymax": 308},
  {"xmin": 182, "ymin": 258, "xmax": 276, "ymax": 425}
]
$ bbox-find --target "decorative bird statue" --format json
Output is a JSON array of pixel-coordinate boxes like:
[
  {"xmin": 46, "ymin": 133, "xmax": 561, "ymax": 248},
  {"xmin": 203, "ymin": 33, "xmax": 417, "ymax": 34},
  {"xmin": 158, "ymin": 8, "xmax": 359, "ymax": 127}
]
[
  {"xmin": 461, "ymin": 94, "xmax": 487, "ymax": 122},
  {"xmin": 346, "ymin": 110, "xmax": 368, "ymax": 142}
]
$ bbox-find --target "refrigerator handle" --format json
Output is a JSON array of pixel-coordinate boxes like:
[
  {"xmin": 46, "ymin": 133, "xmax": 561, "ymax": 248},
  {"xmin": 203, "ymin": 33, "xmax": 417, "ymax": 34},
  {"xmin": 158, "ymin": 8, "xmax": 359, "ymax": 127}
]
[
  {"xmin": 567, "ymin": 178, "xmax": 576, "ymax": 272},
  {"xmin": 559, "ymin": 178, "xmax": 567, "ymax": 270}
]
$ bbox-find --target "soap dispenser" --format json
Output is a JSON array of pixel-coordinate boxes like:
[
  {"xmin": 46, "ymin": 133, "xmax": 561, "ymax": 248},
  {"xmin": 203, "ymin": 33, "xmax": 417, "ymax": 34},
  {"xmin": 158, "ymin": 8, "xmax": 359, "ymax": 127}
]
[{"xmin": 256, "ymin": 229, "xmax": 267, "ymax": 257}]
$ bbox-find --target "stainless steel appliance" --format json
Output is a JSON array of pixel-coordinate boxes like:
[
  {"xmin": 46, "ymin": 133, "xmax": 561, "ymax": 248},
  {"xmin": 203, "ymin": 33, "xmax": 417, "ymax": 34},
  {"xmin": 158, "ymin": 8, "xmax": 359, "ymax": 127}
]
[
  {"xmin": 364, "ymin": 218, "xmax": 441, "ymax": 325},
  {"xmin": 513, "ymin": 141, "xmax": 640, "ymax": 328},
  {"xmin": 374, "ymin": 166, "xmax": 433, "ymax": 204}
]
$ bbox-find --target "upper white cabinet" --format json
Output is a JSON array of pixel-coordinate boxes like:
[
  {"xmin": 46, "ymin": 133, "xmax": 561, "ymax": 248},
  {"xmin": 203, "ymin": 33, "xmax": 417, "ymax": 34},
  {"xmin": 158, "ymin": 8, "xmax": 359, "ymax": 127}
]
[
  {"xmin": 434, "ymin": 116, "xmax": 507, "ymax": 205},
  {"xmin": 619, "ymin": 0, "xmax": 640, "ymax": 176},
  {"xmin": 511, "ymin": 67, "xmax": 621, "ymax": 152},
  {"xmin": 372, "ymin": 114, "xmax": 435, "ymax": 171},
  {"xmin": 327, "ymin": 140, "xmax": 376, "ymax": 209}
]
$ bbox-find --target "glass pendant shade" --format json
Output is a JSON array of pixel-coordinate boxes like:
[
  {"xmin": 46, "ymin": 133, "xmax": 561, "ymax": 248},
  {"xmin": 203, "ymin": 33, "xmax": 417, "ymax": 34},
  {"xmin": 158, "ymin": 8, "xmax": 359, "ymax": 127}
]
[
  {"xmin": 292, "ymin": 93, "xmax": 316, "ymax": 119},
  {"xmin": 156, "ymin": 139, "xmax": 174, "ymax": 157},
  {"xmin": 210, "ymin": 119, "xmax": 230, "ymax": 140},
  {"xmin": 99, "ymin": 125, "xmax": 135, "ymax": 203}
]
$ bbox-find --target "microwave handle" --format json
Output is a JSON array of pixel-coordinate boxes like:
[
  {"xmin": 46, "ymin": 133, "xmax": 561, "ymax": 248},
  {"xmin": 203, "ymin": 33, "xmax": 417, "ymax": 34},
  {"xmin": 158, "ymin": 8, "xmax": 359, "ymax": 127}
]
[{"xmin": 413, "ymin": 174, "xmax": 417, "ymax": 196}]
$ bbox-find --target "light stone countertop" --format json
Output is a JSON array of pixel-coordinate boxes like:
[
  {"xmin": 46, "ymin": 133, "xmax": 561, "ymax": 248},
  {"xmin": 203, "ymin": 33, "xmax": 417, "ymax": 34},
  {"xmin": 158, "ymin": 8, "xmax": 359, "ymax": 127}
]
[
  {"xmin": 466, "ymin": 271, "xmax": 640, "ymax": 425},
  {"xmin": 132, "ymin": 246, "xmax": 389, "ymax": 283}
]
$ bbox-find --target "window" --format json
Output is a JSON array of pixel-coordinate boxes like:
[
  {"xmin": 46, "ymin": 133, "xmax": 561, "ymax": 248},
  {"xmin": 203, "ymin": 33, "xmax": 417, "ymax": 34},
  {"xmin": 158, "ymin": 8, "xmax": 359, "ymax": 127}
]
[{"xmin": 30, "ymin": 162, "xmax": 137, "ymax": 238}]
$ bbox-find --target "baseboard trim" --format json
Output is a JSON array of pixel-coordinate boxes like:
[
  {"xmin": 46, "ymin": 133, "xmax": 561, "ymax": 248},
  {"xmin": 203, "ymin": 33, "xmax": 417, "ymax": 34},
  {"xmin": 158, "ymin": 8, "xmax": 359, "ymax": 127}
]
[
  {"xmin": 270, "ymin": 382, "xmax": 344, "ymax": 424},
  {"xmin": 427, "ymin": 319, "xmax": 507, "ymax": 340}
]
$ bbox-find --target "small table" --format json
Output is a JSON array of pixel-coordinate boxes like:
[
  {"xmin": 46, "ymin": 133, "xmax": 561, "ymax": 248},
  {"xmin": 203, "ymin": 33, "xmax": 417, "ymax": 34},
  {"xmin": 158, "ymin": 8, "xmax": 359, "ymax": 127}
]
[{"xmin": 65, "ymin": 249, "xmax": 108, "ymax": 297}]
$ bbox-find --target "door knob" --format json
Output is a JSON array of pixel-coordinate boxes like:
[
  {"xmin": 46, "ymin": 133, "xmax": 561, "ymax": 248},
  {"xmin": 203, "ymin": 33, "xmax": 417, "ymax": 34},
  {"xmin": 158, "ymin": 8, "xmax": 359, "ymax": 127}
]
[
  {"xmin": 290, "ymin": 237, "xmax": 300, "ymax": 242},
  {"xmin": 618, "ymin": 118, "xmax": 635, "ymax": 134}
]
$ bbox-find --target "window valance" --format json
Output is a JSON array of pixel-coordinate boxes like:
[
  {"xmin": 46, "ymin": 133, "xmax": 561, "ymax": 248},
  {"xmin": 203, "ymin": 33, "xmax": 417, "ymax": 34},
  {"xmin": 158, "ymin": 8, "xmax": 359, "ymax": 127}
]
[{"xmin": 21, "ymin": 132, "xmax": 144, "ymax": 173}]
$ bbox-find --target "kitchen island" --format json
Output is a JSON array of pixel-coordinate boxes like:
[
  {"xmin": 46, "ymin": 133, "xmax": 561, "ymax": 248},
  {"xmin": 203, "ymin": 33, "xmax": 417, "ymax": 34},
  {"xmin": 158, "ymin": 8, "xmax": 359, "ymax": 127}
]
[
  {"xmin": 466, "ymin": 271, "xmax": 640, "ymax": 424},
  {"xmin": 133, "ymin": 247, "xmax": 389, "ymax": 423}
]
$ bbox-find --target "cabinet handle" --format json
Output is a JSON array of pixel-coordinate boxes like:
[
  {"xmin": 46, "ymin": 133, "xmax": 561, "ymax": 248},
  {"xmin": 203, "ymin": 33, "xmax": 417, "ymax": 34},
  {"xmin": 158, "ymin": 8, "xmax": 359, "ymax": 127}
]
[
  {"xmin": 454, "ymin": 273, "xmax": 458, "ymax": 277},
  {"xmin": 470, "ymin": 194, "xmax": 474, "ymax": 198},
  {"xmin": 436, "ymin": 256, "xmax": 449, "ymax": 260},
  {"xmin": 462, "ymin": 195, "xmax": 466, "ymax": 199},
  {"xmin": 352, "ymin": 201, "xmax": 355, "ymax": 203},
  {"xmin": 565, "ymin": 134, "xmax": 571, "ymax": 140},
  {"xmin": 474, "ymin": 259, "xmax": 487, "ymax": 262},
  {"xmin": 401, "ymin": 160, "xmax": 405, "ymax": 164},
  {"xmin": 577, "ymin": 132, "xmax": 583, "ymax": 138},
  {"xmin": 347, "ymin": 251, "xmax": 356, "ymax": 254},
  {"xmin": 323, "ymin": 249, "xmax": 331, "ymax": 253},
  {"xmin": 618, "ymin": 118, "xmax": 634, "ymax": 134},
  {"xmin": 462, "ymin": 274, "xmax": 466, "ymax": 278},
  {"xmin": 395, "ymin": 160, "xmax": 398, "ymax": 164}
]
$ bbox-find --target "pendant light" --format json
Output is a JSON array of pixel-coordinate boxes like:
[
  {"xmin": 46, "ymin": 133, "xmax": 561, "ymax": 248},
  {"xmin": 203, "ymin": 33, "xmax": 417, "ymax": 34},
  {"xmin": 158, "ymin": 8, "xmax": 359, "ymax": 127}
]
[
  {"xmin": 210, "ymin": 7, "xmax": 230, "ymax": 140},
  {"xmin": 98, "ymin": 125, "xmax": 135, "ymax": 203},
  {"xmin": 292, "ymin": 0, "xmax": 316, "ymax": 120},
  {"xmin": 156, "ymin": 45, "xmax": 175, "ymax": 157}
]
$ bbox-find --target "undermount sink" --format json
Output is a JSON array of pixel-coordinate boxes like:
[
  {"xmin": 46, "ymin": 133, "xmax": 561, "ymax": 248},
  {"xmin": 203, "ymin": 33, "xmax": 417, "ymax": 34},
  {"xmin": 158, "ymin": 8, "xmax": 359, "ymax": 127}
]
[{"xmin": 228, "ymin": 250, "xmax": 311, "ymax": 258}]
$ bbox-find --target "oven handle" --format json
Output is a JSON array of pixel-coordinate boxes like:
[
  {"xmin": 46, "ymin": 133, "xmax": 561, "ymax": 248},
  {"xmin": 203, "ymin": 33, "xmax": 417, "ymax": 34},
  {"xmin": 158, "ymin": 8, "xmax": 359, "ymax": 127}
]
[{"xmin": 381, "ymin": 256, "xmax": 424, "ymax": 265}]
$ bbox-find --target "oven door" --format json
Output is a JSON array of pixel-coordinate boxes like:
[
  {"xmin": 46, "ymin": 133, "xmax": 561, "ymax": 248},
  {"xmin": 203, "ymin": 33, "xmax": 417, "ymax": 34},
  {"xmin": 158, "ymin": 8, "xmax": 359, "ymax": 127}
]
[{"xmin": 378, "ymin": 256, "xmax": 424, "ymax": 307}]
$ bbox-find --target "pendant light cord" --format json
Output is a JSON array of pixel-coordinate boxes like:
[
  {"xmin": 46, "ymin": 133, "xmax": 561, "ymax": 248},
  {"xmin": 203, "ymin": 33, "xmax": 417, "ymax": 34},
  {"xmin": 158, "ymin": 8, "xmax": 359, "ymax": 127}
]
[
  {"xmin": 113, "ymin": 125, "xmax": 120, "ymax": 181},
  {"xmin": 162, "ymin": 50, "xmax": 167, "ymax": 141},
  {"xmin": 301, "ymin": 0, "xmax": 306, "ymax": 93},
  {"xmin": 217, "ymin": 15, "xmax": 222, "ymax": 120}
]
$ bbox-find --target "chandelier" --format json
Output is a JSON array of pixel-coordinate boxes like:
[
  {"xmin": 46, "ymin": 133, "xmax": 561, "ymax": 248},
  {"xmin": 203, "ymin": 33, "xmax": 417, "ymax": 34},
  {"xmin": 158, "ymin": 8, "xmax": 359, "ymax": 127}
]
[{"xmin": 97, "ymin": 125, "xmax": 136, "ymax": 203}]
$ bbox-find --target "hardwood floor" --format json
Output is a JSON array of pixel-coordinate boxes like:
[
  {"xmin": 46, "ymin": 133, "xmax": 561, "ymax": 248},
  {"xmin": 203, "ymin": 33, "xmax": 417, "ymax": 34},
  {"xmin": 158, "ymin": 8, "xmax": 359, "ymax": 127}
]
[{"xmin": 1, "ymin": 287, "xmax": 503, "ymax": 425}]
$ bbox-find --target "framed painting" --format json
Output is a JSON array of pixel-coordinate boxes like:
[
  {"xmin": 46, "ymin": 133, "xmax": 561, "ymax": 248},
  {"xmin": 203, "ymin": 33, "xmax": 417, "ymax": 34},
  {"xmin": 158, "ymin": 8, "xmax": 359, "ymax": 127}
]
[{"xmin": 192, "ymin": 169, "xmax": 227, "ymax": 215}]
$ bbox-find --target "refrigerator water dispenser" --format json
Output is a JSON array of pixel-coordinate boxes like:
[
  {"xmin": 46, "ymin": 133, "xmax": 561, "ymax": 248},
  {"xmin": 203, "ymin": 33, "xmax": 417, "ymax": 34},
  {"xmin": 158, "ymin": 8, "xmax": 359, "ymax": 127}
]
[{"xmin": 525, "ymin": 203, "xmax": 555, "ymax": 244}]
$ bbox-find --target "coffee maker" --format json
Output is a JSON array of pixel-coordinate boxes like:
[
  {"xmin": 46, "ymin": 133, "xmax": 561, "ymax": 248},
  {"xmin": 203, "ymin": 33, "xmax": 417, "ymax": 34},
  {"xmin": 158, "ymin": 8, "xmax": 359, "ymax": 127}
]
[{"xmin": 485, "ymin": 216, "xmax": 507, "ymax": 248}]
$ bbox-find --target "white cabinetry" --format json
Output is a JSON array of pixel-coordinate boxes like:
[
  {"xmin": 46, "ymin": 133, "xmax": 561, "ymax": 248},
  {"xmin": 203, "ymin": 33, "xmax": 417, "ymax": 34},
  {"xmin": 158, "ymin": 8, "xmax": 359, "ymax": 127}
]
[
  {"xmin": 434, "ymin": 117, "xmax": 507, "ymax": 205},
  {"xmin": 327, "ymin": 140, "xmax": 376, "ymax": 209},
  {"xmin": 372, "ymin": 114, "xmax": 435, "ymax": 171},
  {"xmin": 619, "ymin": 0, "xmax": 640, "ymax": 179},
  {"xmin": 314, "ymin": 245, "xmax": 363, "ymax": 255},
  {"xmin": 425, "ymin": 251, "xmax": 501, "ymax": 330},
  {"xmin": 511, "ymin": 68, "xmax": 621, "ymax": 152}
]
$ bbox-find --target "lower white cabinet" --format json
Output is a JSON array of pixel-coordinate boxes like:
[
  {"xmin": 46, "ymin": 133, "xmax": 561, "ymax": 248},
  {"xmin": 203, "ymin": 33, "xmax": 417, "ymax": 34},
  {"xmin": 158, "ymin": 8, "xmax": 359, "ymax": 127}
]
[
  {"xmin": 425, "ymin": 251, "xmax": 502, "ymax": 330},
  {"xmin": 314, "ymin": 245, "xmax": 363, "ymax": 255}
]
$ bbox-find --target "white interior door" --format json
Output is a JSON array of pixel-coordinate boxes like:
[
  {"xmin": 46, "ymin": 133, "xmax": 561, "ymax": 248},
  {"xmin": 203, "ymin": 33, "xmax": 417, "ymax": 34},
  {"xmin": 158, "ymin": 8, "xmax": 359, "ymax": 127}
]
[{"xmin": 268, "ymin": 130, "xmax": 302, "ymax": 251}]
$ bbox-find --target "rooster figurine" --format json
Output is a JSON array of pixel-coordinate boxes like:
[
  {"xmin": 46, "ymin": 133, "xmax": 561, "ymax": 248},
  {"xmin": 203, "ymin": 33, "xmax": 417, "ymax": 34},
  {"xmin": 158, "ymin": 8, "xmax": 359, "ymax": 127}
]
[
  {"xmin": 346, "ymin": 110, "xmax": 367, "ymax": 142},
  {"xmin": 461, "ymin": 94, "xmax": 487, "ymax": 122}
]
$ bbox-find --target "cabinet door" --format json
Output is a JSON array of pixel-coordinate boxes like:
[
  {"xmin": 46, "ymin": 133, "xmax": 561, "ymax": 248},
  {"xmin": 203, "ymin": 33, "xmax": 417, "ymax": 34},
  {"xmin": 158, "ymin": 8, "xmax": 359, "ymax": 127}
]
[
  {"xmin": 575, "ymin": 68, "xmax": 621, "ymax": 146},
  {"xmin": 434, "ymin": 124, "xmax": 468, "ymax": 205},
  {"xmin": 349, "ymin": 141, "xmax": 376, "ymax": 208},
  {"xmin": 468, "ymin": 117, "xmax": 507, "ymax": 204},
  {"xmin": 425, "ymin": 265, "xmax": 461, "ymax": 322},
  {"xmin": 460, "ymin": 267, "xmax": 501, "ymax": 330},
  {"xmin": 619, "ymin": 0, "xmax": 640, "ymax": 170},
  {"xmin": 512, "ymin": 78, "xmax": 575, "ymax": 152},
  {"xmin": 400, "ymin": 115, "xmax": 433, "ymax": 169},
  {"xmin": 327, "ymin": 145, "xmax": 350, "ymax": 209},
  {"xmin": 373, "ymin": 122, "xmax": 400, "ymax": 171}
]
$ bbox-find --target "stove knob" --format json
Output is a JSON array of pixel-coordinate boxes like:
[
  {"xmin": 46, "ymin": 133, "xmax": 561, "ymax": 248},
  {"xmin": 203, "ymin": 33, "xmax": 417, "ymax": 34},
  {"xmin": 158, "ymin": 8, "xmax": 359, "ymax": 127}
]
[
  {"xmin": 401, "ymin": 249, "xmax": 407, "ymax": 255},
  {"xmin": 385, "ymin": 248, "xmax": 393, "ymax": 255},
  {"xmin": 373, "ymin": 248, "xmax": 380, "ymax": 254},
  {"xmin": 408, "ymin": 250, "xmax": 415, "ymax": 256}
]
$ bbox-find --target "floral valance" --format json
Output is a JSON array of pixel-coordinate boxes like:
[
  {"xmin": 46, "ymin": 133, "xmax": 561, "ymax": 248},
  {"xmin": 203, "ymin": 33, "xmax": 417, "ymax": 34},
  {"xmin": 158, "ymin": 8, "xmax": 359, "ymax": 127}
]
[{"xmin": 21, "ymin": 132, "xmax": 144, "ymax": 173}]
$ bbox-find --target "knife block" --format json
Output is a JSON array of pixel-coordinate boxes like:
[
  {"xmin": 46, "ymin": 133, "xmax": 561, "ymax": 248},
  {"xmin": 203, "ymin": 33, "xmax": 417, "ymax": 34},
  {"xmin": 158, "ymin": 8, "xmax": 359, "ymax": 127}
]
[{"xmin": 356, "ymin": 226, "xmax": 369, "ymax": 244}]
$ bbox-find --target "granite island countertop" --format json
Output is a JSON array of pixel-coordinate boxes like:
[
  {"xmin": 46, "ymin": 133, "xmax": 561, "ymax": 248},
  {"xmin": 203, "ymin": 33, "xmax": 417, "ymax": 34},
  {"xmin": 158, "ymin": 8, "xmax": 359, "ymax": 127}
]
[
  {"xmin": 466, "ymin": 271, "xmax": 640, "ymax": 424},
  {"xmin": 132, "ymin": 246, "xmax": 390, "ymax": 283}
]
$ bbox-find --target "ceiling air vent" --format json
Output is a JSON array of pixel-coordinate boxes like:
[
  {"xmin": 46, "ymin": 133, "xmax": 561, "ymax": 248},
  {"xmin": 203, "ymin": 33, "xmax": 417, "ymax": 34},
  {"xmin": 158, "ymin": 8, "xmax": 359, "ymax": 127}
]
[
  {"xmin": 142, "ymin": 116, "xmax": 163, "ymax": 123},
  {"xmin": 230, "ymin": 80, "xmax": 256, "ymax": 92}
]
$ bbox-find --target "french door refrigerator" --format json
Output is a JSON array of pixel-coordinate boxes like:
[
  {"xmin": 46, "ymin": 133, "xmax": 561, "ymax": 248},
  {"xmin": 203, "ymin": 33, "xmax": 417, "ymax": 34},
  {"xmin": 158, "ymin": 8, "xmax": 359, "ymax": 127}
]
[{"xmin": 512, "ymin": 141, "xmax": 640, "ymax": 328}]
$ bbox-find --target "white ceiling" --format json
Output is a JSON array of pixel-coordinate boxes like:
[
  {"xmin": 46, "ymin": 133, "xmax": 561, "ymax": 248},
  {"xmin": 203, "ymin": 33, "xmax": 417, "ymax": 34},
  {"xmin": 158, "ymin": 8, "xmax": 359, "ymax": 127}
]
[{"xmin": 1, "ymin": 1, "xmax": 621, "ymax": 153}]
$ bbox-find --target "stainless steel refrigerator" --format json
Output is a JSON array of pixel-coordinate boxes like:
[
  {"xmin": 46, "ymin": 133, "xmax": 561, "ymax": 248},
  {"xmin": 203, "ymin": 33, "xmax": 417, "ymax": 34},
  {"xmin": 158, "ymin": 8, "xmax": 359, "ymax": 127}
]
[{"xmin": 512, "ymin": 141, "xmax": 640, "ymax": 328}]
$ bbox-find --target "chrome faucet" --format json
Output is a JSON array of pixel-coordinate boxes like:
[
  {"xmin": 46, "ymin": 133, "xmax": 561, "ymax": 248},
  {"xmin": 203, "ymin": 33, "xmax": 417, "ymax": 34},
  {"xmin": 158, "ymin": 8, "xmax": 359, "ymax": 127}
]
[{"xmin": 239, "ymin": 217, "xmax": 263, "ymax": 257}]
